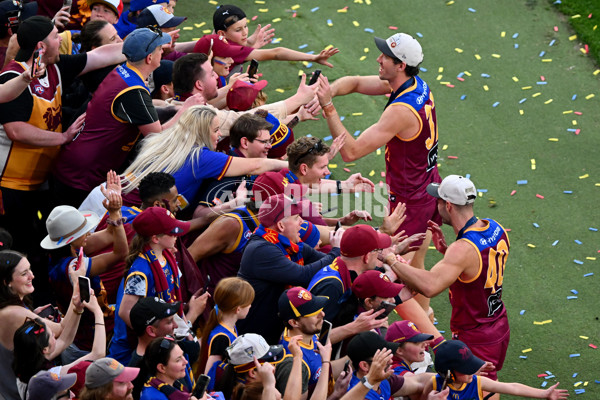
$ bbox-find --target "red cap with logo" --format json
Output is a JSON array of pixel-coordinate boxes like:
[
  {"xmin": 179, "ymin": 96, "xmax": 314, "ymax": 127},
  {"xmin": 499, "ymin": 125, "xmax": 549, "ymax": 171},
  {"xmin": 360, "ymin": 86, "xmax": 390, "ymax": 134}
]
[
  {"xmin": 132, "ymin": 207, "xmax": 190, "ymax": 237},
  {"xmin": 352, "ymin": 270, "xmax": 404, "ymax": 299},
  {"xmin": 340, "ymin": 225, "xmax": 392, "ymax": 257}
]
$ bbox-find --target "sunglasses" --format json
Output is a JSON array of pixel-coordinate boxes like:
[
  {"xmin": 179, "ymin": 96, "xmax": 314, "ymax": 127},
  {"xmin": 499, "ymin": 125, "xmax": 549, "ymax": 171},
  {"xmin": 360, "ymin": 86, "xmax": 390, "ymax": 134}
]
[
  {"xmin": 145, "ymin": 25, "xmax": 165, "ymax": 53},
  {"xmin": 294, "ymin": 139, "xmax": 324, "ymax": 166}
]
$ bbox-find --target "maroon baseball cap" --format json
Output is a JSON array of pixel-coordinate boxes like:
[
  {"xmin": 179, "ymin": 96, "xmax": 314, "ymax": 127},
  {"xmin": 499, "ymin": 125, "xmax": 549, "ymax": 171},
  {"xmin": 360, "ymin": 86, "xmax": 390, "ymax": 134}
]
[
  {"xmin": 132, "ymin": 207, "xmax": 190, "ymax": 237},
  {"xmin": 252, "ymin": 171, "xmax": 307, "ymax": 205},
  {"xmin": 227, "ymin": 80, "xmax": 268, "ymax": 111},
  {"xmin": 258, "ymin": 193, "xmax": 307, "ymax": 227},
  {"xmin": 194, "ymin": 34, "xmax": 245, "ymax": 59},
  {"xmin": 340, "ymin": 225, "xmax": 392, "ymax": 257},
  {"xmin": 386, "ymin": 320, "xmax": 434, "ymax": 344},
  {"xmin": 278, "ymin": 287, "xmax": 328, "ymax": 321},
  {"xmin": 352, "ymin": 270, "xmax": 404, "ymax": 299}
]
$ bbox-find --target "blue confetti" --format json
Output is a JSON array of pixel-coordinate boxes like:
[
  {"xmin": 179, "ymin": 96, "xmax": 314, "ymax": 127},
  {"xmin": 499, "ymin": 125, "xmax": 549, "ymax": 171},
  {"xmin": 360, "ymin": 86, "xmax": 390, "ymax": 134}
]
[
  {"xmin": 517, "ymin": 180, "xmax": 528, "ymax": 184},
  {"xmin": 306, "ymin": 51, "xmax": 315, "ymax": 55},
  {"xmin": 519, "ymin": 309, "xmax": 526, "ymax": 315},
  {"xmin": 567, "ymin": 296, "xmax": 578, "ymax": 300},
  {"xmin": 541, "ymin": 381, "xmax": 547, "ymax": 387},
  {"xmin": 571, "ymin": 289, "xmax": 578, "ymax": 294},
  {"xmin": 570, "ymin": 354, "xmax": 580, "ymax": 358},
  {"xmin": 416, "ymin": 32, "xmax": 423, "ymax": 38},
  {"xmin": 272, "ymin": 38, "xmax": 281, "ymax": 44},
  {"xmin": 552, "ymin": 240, "xmax": 559, "ymax": 246},
  {"xmin": 574, "ymin": 259, "xmax": 583, "ymax": 265},
  {"xmin": 573, "ymin": 373, "xmax": 578, "ymax": 378},
  {"xmin": 481, "ymin": 73, "xmax": 490, "ymax": 78},
  {"xmin": 574, "ymin": 240, "xmax": 582, "ymax": 245},
  {"xmin": 478, "ymin": 189, "xmax": 488, "ymax": 193},
  {"xmin": 364, "ymin": 28, "xmax": 374, "ymax": 33},
  {"xmin": 539, "ymin": 51, "xmax": 546, "ymax": 57},
  {"xmin": 353, "ymin": 130, "xmax": 361, "ymax": 137},
  {"xmin": 533, "ymin": 223, "xmax": 539, "ymax": 228},
  {"xmin": 553, "ymin": 0, "xmax": 561, "ymax": 3},
  {"xmin": 305, "ymin": 63, "xmax": 313, "ymax": 68},
  {"xmin": 563, "ymin": 190, "xmax": 573, "ymax": 194},
  {"xmin": 298, "ymin": 44, "xmax": 308, "ymax": 49},
  {"xmin": 457, "ymin": 72, "xmax": 465, "ymax": 78},
  {"xmin": 545, "ymin": 375, "xmax": 555, "ymax": 379},
  {"xmin": 519, "ymin": 98, "xmax": 527, "ymax": 104},
  {"xmin": 468, "ymin": 7, "xmax": 476, "ymax": 12},
  {"xmin": 537, "ymin": 81, "xmax": 547, "ymax": 85},
  {"xmin": 340, "ymin": 116, "xmax": 345, "ymax": 121},
  {"xmin": 492, "ymin": 102, "xmax": 500, "ymax": 107},
  {"xmin": 306, "ymin": 134, "xmax": 312, "ymax": 138},
  {"xmin": 519, "ymin": 355, "xmax": 528, "ymax": 359},
  {"xmin": 545, "ymin": 371, "xmax": 553, "ymax": 375},
  {"xmin": 549, "ymin": 39, "xmax": 556, "ymax": 46},
  {"xmin": 323, "ymin": 135, "xmax": 332, "ymax": 141},
  {"xmin": 584, "ymin": 273, "xmax": 594, "ymax": 277},
  {"xmin": 465, "ymin": 174, "xmax": 471, "ymax": 179},
  {"xmin": 512, "ymin": 33, "xmax": 519, "ymax": 38},
  {"xmin": 589, "ymin": 227, "xmax": 598, "ymax": 232},
  {"xmin": 567, "ymin": 128, "xmax": 577, "ymax": 132},
  {"xmin": 572, "ymin": 94, "xmax": 577, "ymax": 100},
  {"xmin": 574, "ymin": 389, "xmax": 586, "ymax": 394},
  {"xmin": 325, "ymin": 174, "xmax": 331, "ymax": 179},
  {"xmin": 460, "ymin": 95, "xmax": 467, "ymax": 100},
  {"xmin": 514, "ymin": 43, "xmax": 519, "ymax": 49},
  {"xmin": 326, "ymin": 19, "xmax": 332, "ymax": 25},
  {"xmin": 420, "ymin": 67, "xmax": 428, "ymax": 72},
  {"xmin": 311, "ymin": 7, "xmax": 319, "ymax": 12}
]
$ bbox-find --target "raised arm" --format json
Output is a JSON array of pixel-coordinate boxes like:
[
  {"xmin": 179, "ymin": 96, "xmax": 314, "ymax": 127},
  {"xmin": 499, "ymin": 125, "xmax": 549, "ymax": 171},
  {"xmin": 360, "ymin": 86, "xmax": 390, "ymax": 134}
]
[
  {"xmin": 249, "ymin": 47, "xmax": 339, "ymax": 68},
  {"xmin": 330, "ymin": 75, "xmax": 391, "ymax": 97},
  {"xmin": 224, "ymin": 156, "xmax": 287, "ymax": 177},
  {"xmin": 80, "ymin": 43, "xmax": 126, "ymax": 75}
]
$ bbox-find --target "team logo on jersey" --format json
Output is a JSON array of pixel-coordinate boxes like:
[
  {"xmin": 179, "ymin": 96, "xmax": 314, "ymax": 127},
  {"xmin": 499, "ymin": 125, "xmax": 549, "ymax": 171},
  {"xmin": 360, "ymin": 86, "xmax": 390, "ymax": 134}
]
[
  {"xmin": 33, "ymin": 84, "xmax": 44, "ymax": 95},
  {"xmin": 244, "ymin": 230, "xmax": 253, "ymax": 240}
]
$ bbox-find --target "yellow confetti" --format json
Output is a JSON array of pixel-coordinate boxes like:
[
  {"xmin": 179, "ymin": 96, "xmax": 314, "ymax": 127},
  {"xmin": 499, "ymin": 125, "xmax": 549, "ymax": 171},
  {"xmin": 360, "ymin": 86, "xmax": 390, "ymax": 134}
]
[
  {"xmin": 337, "ymin": 8, "xmax": 347, "ymax": 13},
  {"xmin": 492, "ymin": 53, "xmax": 501, "ymax": 58},
  {"xmin": 562, "ymin": 110, "xmax": 573, "ymax": 114},
  {"xmin": 208, "ymin": 0, "xmax": 217, "ymax": 4},
  {"xmin": 580, "ymin": 48, "xmax": 587, "ymax": 54},
  {"xmin": 501, "ymin": 31, "xmax": 506, "ymax": 37},
  {"xmin": 275, "ymin": 88, "xmax": 285, "ymax": 93},
  {"xmin": 359, "ymin": 55, "xmax": 367, "ymax": 61},
  {"xmin": 328, "ymin": 164, "xmax": 337, "ymax": 168},
  {"xmin": 345, "ymin": 163, "xmax": 356, "ymax": 166},
  {"xmin": 440, "ymin": 81, "xmax": 450, "ymax": 85},
  {"xmin": 363, "ymin": 48, "xmax": 369, "ymax": 53},
  {"xmin": 436, "ymin": 75, "xmax": 443, "ymax": 81},
  {"xmin": 580, "ymin": 336, "xmax": 589, "ymax": 339},
  {"xmin": 38, "ymin": 211, "xmax": 42, "ymax": 220},
  {"xmin": 194, "ymin": 22, "xmax": 205, "ymax": 28},
  {"xmin": 527, "ymin": 244, "xmax": 536, "ymax": 248},
  {"xmin": 376, "ymin": 149, "xmax": 381, "ymax": 155},
  {"xmin": 438, "ymin": 67, "xmax": 444, "ymax": 73},
  {"xmin": 543, "ymin": 320, "xmax": 552, "ymax": 324},
  {"xmin": 255, "ymin": 0, "xmax": 265, "ymax": 3},
  {"xmin": 353, "ymin": 21, "xmax": 360, "ymax": 27},
  {"xmin": 442, "ymin": 144, "xmax": 448, "ymax": 150},
  {"xmin": 272, "ymin": 18, "xmax": 281, "ymax": 23},
  {"xmin": 463, "ymin": 71, "xmax": 471, "ymax": 77},
  {"xmin": 522, "ymin": 86, "xmax": 532, "ymax": 90},
  {"xmin": 474, "ymin": 54, "xmax": 481, "ymax": 60},
  {"xmin": 352, "ymin": 112, "xmax": 363, "ymax": 116},
  {"xmin": 544, "ymin": 99, "xmax": 553, "ymax": 104},
  {"xmin": 596, "ymin": 183, "xmax": 600, "ymax": 187},
  {"xmin": 579, "ymin": 174, "xmax": 589, "ymax": 179},
  {"xmin": 519, "ymin": 110, "xmax": 524, "ymax": 115},
  {"xmin": 202, "ymin": 29, "xmax": 212, "ymax": 34},
  {"xmin": 325, "ymin": 44, "xmax": 334, "ymax": 50},
  {"xmin": 572, "ymin": 120, "xmax": 577, "ymax": 126},
  {"xmin": 258, "ymin": 8, "xmax": 269, "ymax": 13},
  {"xmin": 541, "ymin": 59, "xmax": 552, "ymax": 62},
  {"xmin": 446, "ymin": 0, "xmax": 454, "ymax": 4},
  {"xmin": 585, "ymin": 94, "xmax": 595, "ymax": 99},
  {"xmin": 512, "ymin": 76, "xmax": 519, "ymax": 82},
  {"xmin": 531, "ymin": 159, "xmax": 536, "ymax": 164},
  {"xmin": 575, "ymin": 382, "xmax": 582, "ymax": 387},
  {"xmin": 297, "ymin": 70, "xmax": 304, "ymax": 77},
  {"xmin": 586, "ymin": 257, "xmax": 596, "ymax": 260},
  {"xmin": 192, "ymin": 37, "xmax": 199, "ymax": 40},
  {"xmin": 522, "ymin": 348, "xmax": 532, "ymax": 353},
  {"xmin": 302, "ymin": 61, "xmax": 310, "ymax": 66},
  {"xmin": 569, "ymin": 35, "xmax": 577, "ymax": 41},
  {"xmin": 572, "ymin": 14, "xmax": 581, "ymax": 19},
  {"xmin": 478, "ymin": 192, "xmax": 483, "ymax": 197},
  {"xmin": 548, "ymin": 138, "xmax": 558, "ymax": 142},
  {"xmin": 365, "ymin": 0, "xmax": 371, "ymax": 4},
  {"xmin": 327, "ymin": 20, "xmax": 333, "ymax": 26},
  {"xmin": 532, "ymin": 92, "xmax": 541, "ymax": 97},
  {"xmin": 182, "ymin": 26, "xmax": 193, "ymax": 30},
  {"xmin": 369, "ymin": 170, "xmax": 375, "ymax": 176},
  {"xmin": 291, "ymin": 4, "xmax": 300, "ymax": 10},
  {"xmin": 483, "ymin": 85, "xmax": 489, "ymax": 91},
  {"xmin": 594, "ymin": 69, "xmax": 600, "ymax": 76},
  {"xmin": 584, "ymin": 382, "xmax": 589, "ymax": 386},
  {"xmin": 455, "ymin": 48, "xmax": 463, "ymax": 53}
]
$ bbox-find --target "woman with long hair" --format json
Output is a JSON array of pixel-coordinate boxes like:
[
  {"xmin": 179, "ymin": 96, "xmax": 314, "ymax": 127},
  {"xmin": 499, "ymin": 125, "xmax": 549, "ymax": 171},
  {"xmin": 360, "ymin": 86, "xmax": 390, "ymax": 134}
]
[
  {"xmin": 122, "ymin": 105, "xmax": 287, "ymax": 212},
  {"xmin": 0, "ymin": 250, "xmax": 84, "ymax": 399},
  {"xmin": 199, "ymin": 277, "xmax": 254, "ymax": 375}
]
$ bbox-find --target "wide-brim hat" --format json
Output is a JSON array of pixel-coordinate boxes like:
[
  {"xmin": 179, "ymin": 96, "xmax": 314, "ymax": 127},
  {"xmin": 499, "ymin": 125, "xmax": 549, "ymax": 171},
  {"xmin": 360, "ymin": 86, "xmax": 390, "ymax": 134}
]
[{"xmin": 41, "ymin": 206, "xmax": 100, "ymax": 249}]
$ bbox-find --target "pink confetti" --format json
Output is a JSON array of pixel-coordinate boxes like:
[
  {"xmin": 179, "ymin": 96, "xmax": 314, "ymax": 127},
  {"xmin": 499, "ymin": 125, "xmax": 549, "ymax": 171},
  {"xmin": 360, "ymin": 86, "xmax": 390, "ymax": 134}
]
[
  {"xmin": 378, "ymin": 181, "xmax": 384, "ymax": 187},
  {"xmin": 574, "ymin": 111, "xmax": 582, "ymax": 115},
  {"xmin": 389, "ymin": 26, "xmax": 398, "ymax": 30},
  {"xmin": 553, "ymin": 26, "xmax": 558, "ymax": 32},
  {"xmin": 252, "ymin": 15, "xmax": 258, "ymax": 21},
  {"xmin": 446, "ymin": 84, "xmax": 455, "ymax": 88},
  {"xmin": 588, "ymin": 13, "xmax": 592, "ymax": 18},
  {"xmin": 536, "ymin": 194, "xmax": 544, "ymax": 199},
  {"xmin": 457, "ymin": 77, "xmax": 465, "ymax": 81},
  {"xmin": 510, "ymin": 190, "xmax": 516, "ymax": 196},
  {"xmin": 292, "ymin": 12, "xmax": 297, "ymax": 18},
  {"xmin": 380, "ymin": 172, "xmax": 386, "ymax": 177},
  {"xmin": 538, "ymin": 374, "xmax": 548, "ymax": 378},
  {"xmin": 590, "ymin": 344, "xmax": 598, "ymax": 349},
  {"xmin": 575, "ymin": 129, "xmax": 581, "ymax": 135},
  {"xmin": 540, "ymin": 76, "xmax": 545, "ymax": 81},
  {"xmin": 343, "ymin": 168, "xmax": 351, "ymax": 173},
  {"xmin": 584, "ymin": 44, "xmax": 589, "ymax": 53},
  {"xmin": 447, "ymin": 156, "xmax": 458, "ymax": 159}
]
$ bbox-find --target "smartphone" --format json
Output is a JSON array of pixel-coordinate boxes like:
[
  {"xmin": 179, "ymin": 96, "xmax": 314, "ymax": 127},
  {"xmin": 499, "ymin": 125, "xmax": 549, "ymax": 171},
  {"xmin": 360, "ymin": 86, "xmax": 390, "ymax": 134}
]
[
  {"xmin": 63, "ymin": 0, "xmax": 73, "ymax": 9},
  {"xmin": 374, "ymin": 300, "xmax": 396, "ymax": 320},
  {"xmin": 192, "ymin": 374, "xmax": 211, "ymax": 398},
  {"xmin": 203, "ymin": 274, "xmax": 211, "ymax": 294},
  {"xmin": 32, "ymin": 49, "xmax": 42, "ymax": 77},
  {"xmin": 248, "ymin": 59, "xmax": 259, "ymax": 79},
  {"xmin": 37, "ymin": 304, "xmax": 59, "ymax": 321},
  {"xmin": 176, "ymin": 194, "xmax": 189, "ymax": 211},
  {"xmin": 78, "ymin": 276, "xmax": 91, "ymax": 303},
  {"xmin": 318, "ymin": 319, "xmax": 332, "ymax": 346},
  {"xmin": 343, "ymin": 359, "xmax": 351, "ymax": 375},
  {"xmin": 334, "ymin": 221, "xmax": 342, "ymax": 233},
  {"xmin": 75, "ymin": 247, "xmax": 84, "ymax": 271},
  {"xmin": 308, "ymin": 69, "xmax": 322, "ymax": 85},
  {"xmin": 441, "ymin": 370, "xmax": 451, "ymax": 390}
]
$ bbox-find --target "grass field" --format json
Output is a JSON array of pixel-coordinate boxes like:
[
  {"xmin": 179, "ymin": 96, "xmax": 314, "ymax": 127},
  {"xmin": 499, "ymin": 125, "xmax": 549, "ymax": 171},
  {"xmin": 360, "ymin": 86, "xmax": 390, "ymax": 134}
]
[{"xmin": 173, "ymin": 0, "xmax": 600, "ymax": 397}]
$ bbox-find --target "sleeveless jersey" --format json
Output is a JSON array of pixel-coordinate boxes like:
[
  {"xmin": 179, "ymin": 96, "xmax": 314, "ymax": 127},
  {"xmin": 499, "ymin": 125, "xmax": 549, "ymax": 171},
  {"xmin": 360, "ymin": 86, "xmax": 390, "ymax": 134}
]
[
  {"xmin": 384, "ymin": 75, "xmax": 440, "ymax": 202},
  {"xmin": 208, "ymin": 323, "xmax": 237, "ymax": 355},
  {"xmin": 348, "ymin": 373, "xmax": 392, "ymax": 400},
  {"xmin": 432, "ymin": 374, "xmax": 483, "ymax": 400},
  {"xmin": 0, "ymin": 61, "xmax": 62, "ymax": 190},
  {"xmin": 280, "ymin": 328, "xmax": 322, "ymax": 386},
  {"xmin": 450, "ymin": 219, "xmax": 510, "ymax": 333}
]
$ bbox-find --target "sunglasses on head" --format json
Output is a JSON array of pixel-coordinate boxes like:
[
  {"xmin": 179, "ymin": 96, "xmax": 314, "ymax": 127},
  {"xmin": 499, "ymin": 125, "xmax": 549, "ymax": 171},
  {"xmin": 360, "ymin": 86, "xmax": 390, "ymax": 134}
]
[
  {"xmin": 24, "ymin": 317, "xmax": 46, "ymax": 336},
  {"xmin": 295, "ymin": 139, "xmax": 324, "ymax": 166},
  {"xmin": 145, "ymin": 25, "xmax": 164, "ymax": 53}
]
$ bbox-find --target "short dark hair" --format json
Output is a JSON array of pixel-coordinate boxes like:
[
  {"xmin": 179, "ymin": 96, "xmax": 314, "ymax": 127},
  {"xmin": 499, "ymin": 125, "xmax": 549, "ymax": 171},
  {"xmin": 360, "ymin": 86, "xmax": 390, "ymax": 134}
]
[
  {"xmin": 230, "ymin": 114, "xmax": 272, "ymax": 148},
  {"xmin": 173, "ymin": 53, "xmax": 208, "ymax": 94},
  {"xmin": 391, "ymin": 57, "xmax": 420, "ymax": 77},
  {"xmin": 287, "ymin": 137, "xmax": 330, "ymax": 173},
  {"xmin": 139, "ymin": 172, "xmax": 176, "ymax": 207},
  {"xmin": 145, "ymin": 337, "xmax": 177, "ymax": 375}
]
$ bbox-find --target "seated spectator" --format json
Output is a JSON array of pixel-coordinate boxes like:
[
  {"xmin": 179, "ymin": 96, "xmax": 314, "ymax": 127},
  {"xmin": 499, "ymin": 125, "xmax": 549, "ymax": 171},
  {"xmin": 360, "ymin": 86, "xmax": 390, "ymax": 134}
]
[
  {"xmin": 237, "ymin": 193, "xmax": 342, "ymax": 344},
  {"xmin": 26, "ymin": 370, "xmax": 77, "ymax": 400},
  {"xmin": 427, "ymin": 340, "xmax": 568, "ymax": 399},
  {"xmin": 140, "ymin": 337, "xmax": 192, "ymax": 400},
  {"xmin": 79, "ymin": 357, "xmax": 140, "ymax": 400},
  {"xmin": 214, "ymin": 333, "xmax": 285, "ymax": 399},
  {"xmin": 199, "ymin": 277, "xmax": 254, "ymax": 374},
  {"xmin": 12, "ymin": 291, "xmax": 105, "ymax": 398},
  {"xmin": 115, "ymin": 0, "xmax": 168, "ymax": 39},
  {"xmin": 135, "ymin": 4, "xmax": 187, "ymax": 61},
  {"xmin": 110, "ymin": 207, "xmax": 191, "ymax": 364},
  {"xmin": 385, "ymin": 320, "xmax": 434, "ymax": 379}
]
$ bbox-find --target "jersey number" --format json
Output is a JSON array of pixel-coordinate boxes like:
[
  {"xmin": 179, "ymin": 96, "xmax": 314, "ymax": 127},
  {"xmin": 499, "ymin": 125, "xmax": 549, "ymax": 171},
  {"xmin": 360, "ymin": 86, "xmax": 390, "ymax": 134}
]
[
  {"xmin": 424, "ymin": 92, "xmax": 438, "ymax": 150},
  {"xmin": 484, "ymin": 239, "xmax": 508, "ymax": 293}
]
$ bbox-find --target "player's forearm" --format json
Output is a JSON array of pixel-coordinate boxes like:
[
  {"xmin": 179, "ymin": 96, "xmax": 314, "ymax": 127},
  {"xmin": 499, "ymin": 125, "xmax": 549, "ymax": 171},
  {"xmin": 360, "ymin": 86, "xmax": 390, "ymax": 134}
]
[
  {"xmin": 322, "ymin": 105, "xmax": 361, "ymax": 162},
  {"xmin": 387, "ymin": 258, "xmax": 442, "ymax": 298},
  {"xmin": 331, "ymin": 75, "xmax": 390, "ymax": 97}
]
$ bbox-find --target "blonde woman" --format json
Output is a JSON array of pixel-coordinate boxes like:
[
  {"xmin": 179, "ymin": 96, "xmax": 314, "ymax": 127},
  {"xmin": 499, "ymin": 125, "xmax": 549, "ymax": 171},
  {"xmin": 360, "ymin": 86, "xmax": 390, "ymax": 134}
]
[{"xmin": 123, "ymin": 105, "xmax": 287, "ymax": 209}]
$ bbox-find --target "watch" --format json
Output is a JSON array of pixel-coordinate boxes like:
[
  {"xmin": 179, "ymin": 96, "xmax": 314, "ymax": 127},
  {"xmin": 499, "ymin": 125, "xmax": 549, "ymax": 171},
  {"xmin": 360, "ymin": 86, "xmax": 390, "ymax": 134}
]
[{"xmin": 360, "ymin": 376, "xmax": 375, "ymax": 390}]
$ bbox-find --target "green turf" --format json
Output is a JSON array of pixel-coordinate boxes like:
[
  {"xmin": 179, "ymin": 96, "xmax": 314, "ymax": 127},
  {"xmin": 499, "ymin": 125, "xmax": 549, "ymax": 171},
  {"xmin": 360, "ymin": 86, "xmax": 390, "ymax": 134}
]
[
  {"xmin": 174, "ymin": 0, "xmax": 600, "ymax": 397},
  {"xmin": 550, "ymin": 0, "xmax": 600, "ymax": 64}
]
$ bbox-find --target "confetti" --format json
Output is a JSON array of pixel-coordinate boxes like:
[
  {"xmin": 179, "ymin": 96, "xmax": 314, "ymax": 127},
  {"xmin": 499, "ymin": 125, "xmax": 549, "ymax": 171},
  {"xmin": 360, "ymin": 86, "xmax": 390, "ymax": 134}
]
[
  {"xmin": 552, "ymin": 240, "xmax": 559, "ymax": 246},
  {"xmin": 522, "ymin": 348, "xmax": 532, "ymax": 353}
]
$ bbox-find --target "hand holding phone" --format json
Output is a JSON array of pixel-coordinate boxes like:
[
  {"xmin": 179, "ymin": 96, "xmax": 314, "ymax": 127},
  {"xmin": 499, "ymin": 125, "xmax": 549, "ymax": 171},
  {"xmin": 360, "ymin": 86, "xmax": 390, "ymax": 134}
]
[
  {"xmin": 308, "ymin": 69, "xmax": 322, "ymax": 86},
  {"xmin": 441, "ymin": 370, "xmax": 451, "ymax": 390},
  {"xmin": 248, "ymin": 59, "xmax": 259, "ymax": 79},
  {"xmin": 192, "ymin": 374, "xmax": 211, "ymax": 398},
  {"xmin": 32, "ymin": 49, "xmax": 42, "ymax": 77},
  {"xmin": 78, "ymin": 276, "xmax": 91, "ymax": 303},
  {"xmin": 374, "ymin": 301, "xmax": 396, "ymax": 320},
  {"xmin": 318, "ymin": 319, "xmax": 332, "ymax": 346}
]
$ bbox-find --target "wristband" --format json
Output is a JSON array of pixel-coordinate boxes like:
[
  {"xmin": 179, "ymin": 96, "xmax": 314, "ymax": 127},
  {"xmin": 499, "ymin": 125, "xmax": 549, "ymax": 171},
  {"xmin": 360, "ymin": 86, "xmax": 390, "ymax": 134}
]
[
  {"xmin": 106, "ymin": 217, "xmax": 126, "ymax": 226},
  {"xmin": 323, "ymin": 103, "xmax": 336, "ymax": 118},
  {"xmin": 74, "ymin": 308, "xmax": 84, "ymax": 315},
  {"xmin": 336, "ymin": 180, "xmax": 342, "ymax": 195},
  {"xmin": 360, "ymin": 376, "xmax": 375, "ymax": 390}
]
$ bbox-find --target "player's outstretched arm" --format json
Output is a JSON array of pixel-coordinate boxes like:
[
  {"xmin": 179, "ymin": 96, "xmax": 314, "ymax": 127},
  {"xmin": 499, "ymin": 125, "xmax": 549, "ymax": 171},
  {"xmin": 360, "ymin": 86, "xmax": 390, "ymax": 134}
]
[
  {"xmin": 480, "ymin": 377, "xmax": 569, "ymax": 399},
  {"xmin": 331, "ymin": 75, "xmax": 392, "ymax": 97}
]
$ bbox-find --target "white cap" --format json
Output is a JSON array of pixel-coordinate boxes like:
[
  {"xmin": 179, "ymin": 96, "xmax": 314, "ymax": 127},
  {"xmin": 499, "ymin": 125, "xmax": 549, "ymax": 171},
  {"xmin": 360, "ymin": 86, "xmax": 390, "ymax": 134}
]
[
  {"xmin": 427, "ymin": 175, "xmax": 477, "ymax": 205},
  {"xmin": 374, "ymin": 33, "xmax": 423, "ymax": 67}
]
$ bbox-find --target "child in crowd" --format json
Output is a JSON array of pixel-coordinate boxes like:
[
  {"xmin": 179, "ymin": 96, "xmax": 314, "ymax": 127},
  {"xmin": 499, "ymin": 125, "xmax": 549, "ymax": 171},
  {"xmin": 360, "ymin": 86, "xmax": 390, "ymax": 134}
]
[
  {"xmin": 386, "ymin": 320, "xmax": 434, "ymax": 377},
  {"xmin": 200, "ymin": 277, "xmax": 255, "ymax": 374}
]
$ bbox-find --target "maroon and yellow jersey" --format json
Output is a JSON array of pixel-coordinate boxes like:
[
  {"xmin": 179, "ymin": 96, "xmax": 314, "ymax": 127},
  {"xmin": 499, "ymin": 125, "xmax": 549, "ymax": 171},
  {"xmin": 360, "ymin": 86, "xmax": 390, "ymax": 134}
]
[
  {"xmin": 384, "ymin": 75, "xmax": 440, "ymax": 202},
  {"xmin": 0, "ymin": 62, "xmax": 62, "ymax": 191},
  {"xmin": 449, "ymin": 219, "xmax": 510, "ymax": 334}
]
